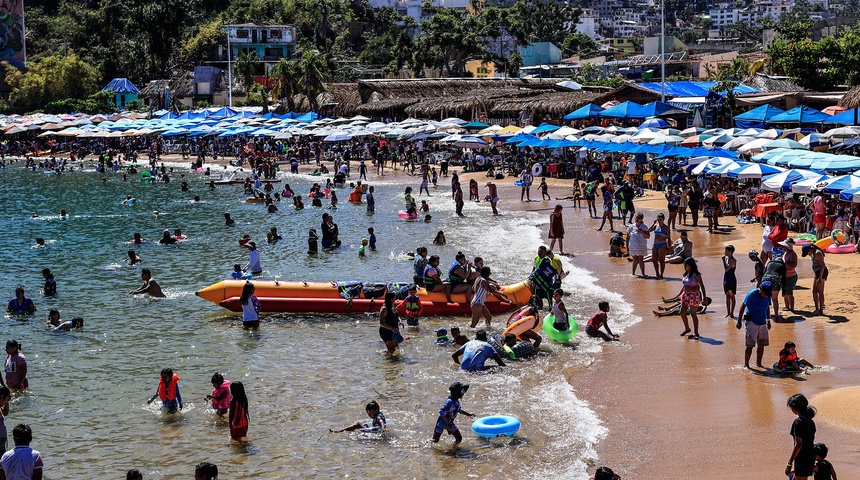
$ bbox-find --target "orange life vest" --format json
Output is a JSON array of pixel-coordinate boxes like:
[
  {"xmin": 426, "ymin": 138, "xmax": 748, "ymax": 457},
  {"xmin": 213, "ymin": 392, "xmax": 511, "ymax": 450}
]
[{"xmin": 158, "ymin": 373, "xmax": 179, "ymax": 401}]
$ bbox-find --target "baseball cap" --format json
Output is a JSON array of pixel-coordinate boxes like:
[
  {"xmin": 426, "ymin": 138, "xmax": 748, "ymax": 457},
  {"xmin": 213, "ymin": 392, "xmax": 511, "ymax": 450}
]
[{"xmin": 761, "ymin": 281, "xmax": 774, "ymax": 296}]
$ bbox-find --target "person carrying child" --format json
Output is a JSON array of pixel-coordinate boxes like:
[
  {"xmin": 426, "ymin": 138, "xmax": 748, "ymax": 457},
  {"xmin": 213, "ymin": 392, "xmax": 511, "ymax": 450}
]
[
  {"xmin": 776, "ymin": 341, "xmax": 815, "ymax": 372},
  {"xmin": 432, "ymin": 382, "xmax": 475, "ymax": 445},
  {"xmin": 330, "ymin": 400, "xmax": 387, "ymax": 434},
  {"xmin": 586, "ymin": 301, "xmax": 619, "ymax": 341},
  {"xmin": 404, "ymin": 187, "xmax": 417, "ymax": 215}
]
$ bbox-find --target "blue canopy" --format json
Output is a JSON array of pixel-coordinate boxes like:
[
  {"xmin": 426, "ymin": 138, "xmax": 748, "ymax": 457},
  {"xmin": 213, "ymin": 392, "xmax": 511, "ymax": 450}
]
[
  {"xmin": 599, "ymin": 101, "xmax": 645, "ymax": 119},
  {"xmin": 207, "ymin": 107, "xmax": 239, "ymax": 119},
  {"xmin": 530, "ymin": 123, "xmax": 561, "ymax": 135},
  {"xmin": 636, "ymin": 81, "xmax": 759, "ymax": 97},
  {"xmin": 767, "ymin": 106, "xmax": 831, "ymax": 124},
  {"xmin": 734, "ymin": 104, "xmax": 786, "ymax": 122},
  {"xmin": 157, "ymin": 112, "xmax": 179, "ymax": 120},
  {"xmin": 177, "ymin": 111, "xmax": 206, "ymax": 120},
  {"xmin": 830, "ymin": 138, "xmax": 860, "ymax": 152},
  {"xmin": 294, "ymin": 112, "xmax": 319, "ymax": 123},
  {"xmin": 636, "ymin": 101, "xmax": 689, "ymax": 118},
  {"xmin": 101, "ymin": 78, "xmax": 140, "ymax": 94},
  {"xmin": 823, "ymin": 108, "xmax": 860, "ymax": 125},
  {"xmin": 562, "ymin": 104, "xmax": 605, "ymax": 120}
]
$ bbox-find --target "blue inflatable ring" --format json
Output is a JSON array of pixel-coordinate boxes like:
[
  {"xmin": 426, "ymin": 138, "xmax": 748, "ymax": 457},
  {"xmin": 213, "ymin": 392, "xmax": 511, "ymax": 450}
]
[{"xmin": 471, "ymin": 415, "xmax": 521, "ymax": 438}]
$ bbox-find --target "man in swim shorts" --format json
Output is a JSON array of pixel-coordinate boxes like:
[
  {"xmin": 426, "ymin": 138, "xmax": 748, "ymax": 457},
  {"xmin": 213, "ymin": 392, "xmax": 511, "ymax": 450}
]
[
  {"xmin": 452, "ymin": 330, "xmax": 505, "ymax": 371},
  {"xmin": 736, "ymin": 281, "xmax": 773, "ymax": 369},
  {"xmin": 128, "ymin": 269, "xmax": 166, "ymax": 298}
]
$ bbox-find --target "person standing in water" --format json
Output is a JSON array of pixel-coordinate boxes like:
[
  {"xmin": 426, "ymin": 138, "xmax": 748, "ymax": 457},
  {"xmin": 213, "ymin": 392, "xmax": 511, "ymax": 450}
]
[
  {"xmin": 240, "ymin": 282, "xmax": 261, "ymax": 329},
  {"xmin": 243, "ymin": 242, "xmax": 262, "ymax": 275},
  {"xmin": 485, "ymin": 182, "xmax": 499, "ymax": 215},
  {"xmin": 147, "ymin": 368, "xmax": 182, "ymax": 413},
  {"xmin": 4, "ymin": 341, "xmax": 26, "ymax": 391},
  {"xmin": 128, "ymin": 269, "xmax": 165, "ymax": 298},
  {"xmin": 378, "ymin": 292, "xmax": 402, "ymax": 354},
  {"xmin": 229, "ymin": 382, "xmax": 249, "ymax": 441},
  {"xmin": 469, "ymin": 267, "xmax": 510, "ymax": 328},
  {"xmin": 205, "ymin": 373, "xmax": 231, "ymax": 416}
]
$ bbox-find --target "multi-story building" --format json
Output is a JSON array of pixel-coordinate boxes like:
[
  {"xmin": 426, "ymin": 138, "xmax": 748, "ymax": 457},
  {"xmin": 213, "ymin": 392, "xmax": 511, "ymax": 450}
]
[
  {"xmin": 366, "ymin": 0, "xmax": 469, "ymax": 23},
  {"xmin": 223, "ymin": 24, "xmax": 297, "ymax": 65}
]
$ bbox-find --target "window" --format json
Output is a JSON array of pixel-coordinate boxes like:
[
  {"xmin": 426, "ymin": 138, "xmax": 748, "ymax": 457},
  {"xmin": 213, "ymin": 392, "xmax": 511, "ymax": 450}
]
[
  {"xmin": 270, "ymin": 29, "xmax": 282, "ymax": 38},
  {"xmin": 236, "ymin": 29, "xmax": 249, "ymax": 38}
]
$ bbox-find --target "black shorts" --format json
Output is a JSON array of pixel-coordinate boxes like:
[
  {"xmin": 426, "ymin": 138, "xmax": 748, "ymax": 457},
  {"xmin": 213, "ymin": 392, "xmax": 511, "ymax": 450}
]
[
  {"xmin": 723, "ymin": 278, "xmax": 737, "ymax": 294},
  {"xmin": 379, "ymin": 327, "xmax": 394, "ymax": 342},
  {"xmin": 667, "ymin": 204, "xmax": 678, "ymax": 212}
]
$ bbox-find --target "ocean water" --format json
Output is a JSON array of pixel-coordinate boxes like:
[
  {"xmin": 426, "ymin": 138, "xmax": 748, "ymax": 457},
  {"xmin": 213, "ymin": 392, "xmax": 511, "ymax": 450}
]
[{"xmin": 0, "ymin": 162, "xmax": 640, "ymax": 479}]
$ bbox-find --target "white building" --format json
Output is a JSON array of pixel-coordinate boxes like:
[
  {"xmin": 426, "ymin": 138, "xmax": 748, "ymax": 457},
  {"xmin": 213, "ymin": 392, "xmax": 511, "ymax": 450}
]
[{"xmin": 367, "ymin": 0, "xmax": 469, "ymax": 23}]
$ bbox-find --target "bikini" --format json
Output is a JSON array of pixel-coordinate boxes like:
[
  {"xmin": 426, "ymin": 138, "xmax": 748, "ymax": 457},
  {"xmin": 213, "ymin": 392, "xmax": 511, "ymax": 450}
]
[{"xmin": 653, "ymin": 225, "xmax": 668, "ymax": 249}]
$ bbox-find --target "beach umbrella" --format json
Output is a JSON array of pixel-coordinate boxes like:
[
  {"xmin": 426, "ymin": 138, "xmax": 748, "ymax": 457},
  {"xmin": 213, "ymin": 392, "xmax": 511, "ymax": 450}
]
[
  {"xmin": 461, "ymin": 121, "xmax": 490, "ymax": 130},
  {"xmin": 809, "ymin": 156, "xmax": 860, "ymax": 173},
  {"xmin": 678, "ymin": 127, "xmax": 706, "ymax": 137},
  {"xmin": 530, "ymin": 123, "xmax": 561, "ymax": 135},
  {"xmin": 440, "ymin": 117, "xmax": 467, "ymax": 125},
  {"xmin": 798, "ymin": 133, "xmax": 826, "ymax": 149},
  {"xmin": 708, "ymin": 161, "xmax": 748, "ymax": 177},
  {"xmin": 723, "ymin": 136, "xmax": 754, "ymax": 151},
  {"xmin": 791, "ymin": 175, "xmax": 836, "ymax": 194},
  {"xmin": 766, "ymin": 150, "xmax": 807, "ymax": 166},
  {"xmin": 729, "ymin": 163, "xmax": 785, "ymax": 179},
  {"xmin": 838, "ymin": 186, "xmax": 860, "ymax": 202},
  {"xmin": 4, "ymin": 126, "xmax": 26, "ymax": 135},
  {"xmin": 640, "ymin": 117, "xmax": 669, "ymax": 129},
  {"xmin": 760, "ymin": 169, "xmax": 823, "ymax": 192},
  {"xmin": 820, "ymin": 174, "xmax": 860, "ymax": 194},
  {"xmin": 737, "ymin": 137, "xmax": 772, "ymax": 154},
  {"xmin": 547, "ymin": 126, "xmax": 580, "ymax": 138},
  {"xmin": 497, "ymin": 125, "xmax": 522, "ymax": 135},
  {"xmin": 691, "ymin": 157, "xmax": 732, "ymax": 175},
  {"xmin": 738, "ymin": 128, "xmax": 763, "ymax": 137},
  {"xmin": 680, "ymin": 134, "xmax": 706, "ymax": 147},
  {"xmin": 762, "ymin": 138, "xmax": 807, "ymax": 151},
  {"xmin": 822, "ymin": 126, "xmax": 860, "ymax": 139},
  {"xmin": 648, "ymin": 135, "xmax": 684, "ymax": 145},
  {"xmin": 323, "ymin": 132, "xmax": 351, "ymax": 142},
  {"xmin": 555, "ymin": 80, "xmax": 583, "ymax": 90},
  {"xmin": 702, "ymin": 133, "xmax": 733, "ymax": 147},
  {"xmin": 478, "ymin": 125, "xmax": 502, "ymax": 135},
  {"xmin": 453, "ymin": 136, "xmax": 488, "ymax": 149},
  {"xmin": 756, "ymin": 129, "xmax": 782, "ymax": 139}
]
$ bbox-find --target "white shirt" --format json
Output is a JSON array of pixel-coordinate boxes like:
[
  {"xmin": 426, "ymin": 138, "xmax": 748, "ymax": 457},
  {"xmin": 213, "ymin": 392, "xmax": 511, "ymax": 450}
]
[
  {"xmin": 627, "ymin": 161, "xmax": 637, "ymax": 175},
  {"xmin": 0, "ymin": 446, "xmax": 43, "ymax": 480},
  {"xmin": 761, "ymin": 225, "xmax": 773, "ymax": 252},
  {"xmin": 245, "ymin": 250, "xmax": 262, "ymax": 273}
]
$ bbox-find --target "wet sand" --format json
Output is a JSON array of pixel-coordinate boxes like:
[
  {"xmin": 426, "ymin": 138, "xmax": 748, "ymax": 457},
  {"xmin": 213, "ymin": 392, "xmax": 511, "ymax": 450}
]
[
  {"xmin": 90, "ymin": 154, "xmax": 860, "ymax": 476},
  {"xmin": 492, "ymin": 175, "xmax": 860, "ymax": 478}
]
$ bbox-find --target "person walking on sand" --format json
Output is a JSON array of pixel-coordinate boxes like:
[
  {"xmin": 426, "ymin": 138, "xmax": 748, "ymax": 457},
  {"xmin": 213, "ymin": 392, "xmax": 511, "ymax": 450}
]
[
  {"xmin": 780, "ymin": 238, "xmax": 798, "ymax": 314},
  {"xmin": 677, "ymin": 257, "xmax": 706, "ymax": 339},
  {"xmin": 786, "ymin": 393, "xmax": 817, "ymax": 480},
  {"xmin": 802, "ymin": 244, "xmax": 828, "ymax": 316},
  {"xmin": 520, "ymin": 167, "xmax": 533, "ymax": 201},
  {"xmin": 596, "ymin": 185, "xmax": 615, "ymax": 232},
  {"xmin": 736, "ymin": 281, "xmax": 773, "ymax": 368},
  {"xmin": 548, "ymin": 205, "xmax": 565, "ymax": 255},
  {"xmin": 485, "ymin": 182, "xmax": 499, "ymax": 216},
  {"xmin": 722, "ymin": 245, "xmax": 737, "ymax": 318}
]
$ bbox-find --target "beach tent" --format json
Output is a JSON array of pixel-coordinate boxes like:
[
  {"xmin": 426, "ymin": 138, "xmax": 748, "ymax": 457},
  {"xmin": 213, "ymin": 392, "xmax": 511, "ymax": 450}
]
[
  {"xmin": 563, "ymin": 104, "xmax": 604, "ymax": 120},
  {"xmin": 823, "ymin": 108, "xmax": 860, "ymax": 125},
  {"xmin": 734, "ymin": 104, "xmax": 786, "ymax": 128},
  {"xmin": 599, "ymin": 101, "xmax": 645, "ymax": 119},
  {"xmin": 636, "ymin": 101, "xmax": 689, "ymax": 118},
  {"xmin": 767, "ymin": 106, "xmax": 831, "ymax": 124},
  {"xmin": 760, "ymin": 169, "xmax": 822, "ymax": 192}
]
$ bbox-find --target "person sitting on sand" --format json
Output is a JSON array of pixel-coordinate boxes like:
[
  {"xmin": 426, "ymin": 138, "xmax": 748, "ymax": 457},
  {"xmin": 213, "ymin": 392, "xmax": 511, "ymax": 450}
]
[
  {"xmin": 128, "ymin": 269, "xmax": 166, "ymax": 297},
  {"xmin": 653, "ymin": 294, "xmax": 710, "ymax": 317},
  {"xmin": 664, "ymin": 231, "xmax": 692, "ymax": 264},
  {"xmin": 329, "ymin": 400, "xmax": 387, "ymax": 434},
  {"xmin": 777, "ymin": 341, "xmax": 815, "ymax": 372},
  {"xmin": 586, "ymin": 301, "xmax": 619, "ymax": 341}
]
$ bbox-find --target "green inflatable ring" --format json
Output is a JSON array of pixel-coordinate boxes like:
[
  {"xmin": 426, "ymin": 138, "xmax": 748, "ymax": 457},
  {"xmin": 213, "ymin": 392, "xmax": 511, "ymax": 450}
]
[
  {"xmin": 542, "ymin": 314, "xmax": 578, "ymax": 342},
  {"xmin": 140, "ymin": 171, "xmax": 152, "ymax": 184}
]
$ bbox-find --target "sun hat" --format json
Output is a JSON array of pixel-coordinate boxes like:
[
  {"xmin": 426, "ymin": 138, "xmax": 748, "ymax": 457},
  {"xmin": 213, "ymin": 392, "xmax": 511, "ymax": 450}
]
[
  {"xmin": 779, "ymin": 238, "xmax": 796, "ymax": 249},
  {"xmin": 748, "ymin": 250, "xmax": 759, "ymax": 259}
]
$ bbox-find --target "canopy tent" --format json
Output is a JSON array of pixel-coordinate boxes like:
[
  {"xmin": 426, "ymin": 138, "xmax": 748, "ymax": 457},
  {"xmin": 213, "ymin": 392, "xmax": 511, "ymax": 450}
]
[
  {"xmin": 734, "ymin": 104, "xmax": 786, "ymax": 128},
  {"xmin": 635, "ymin": 101, "xmax": 689, "ymax": 118},
  {"xmin": 599, "ymin": 101, "xmax": 645, "ymax": 119},
  {"xmin": 767, "ymin": 106, "xmax": 832, "ymax": 124},
  {"xmin": 822, "ymin": 108, "xmax": 860, "ymax": 124}
]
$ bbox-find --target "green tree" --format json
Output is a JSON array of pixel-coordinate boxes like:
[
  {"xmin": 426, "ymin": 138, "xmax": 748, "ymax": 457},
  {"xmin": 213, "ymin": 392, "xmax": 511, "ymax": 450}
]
[
  {"xmin": 294, "ymin": 50, "xmax": 332, "ymax": 111},
  {"xmin": 504, "ymin": 0, "xmax": 582, "ymax": 47},
  {"xmin": 3, "ymin": 51, "xmax": 101, "ymax": 112},
  {"xmin": 234, "ymin": 51, "xmax": 259, "ymax": 92},
  {"xmin": 269, "ymin": 57, "xmax": 299, "ymax": 110},
  {"xmin": 562, "ymin": 33, "xmax": 599, "ymax": 58}
]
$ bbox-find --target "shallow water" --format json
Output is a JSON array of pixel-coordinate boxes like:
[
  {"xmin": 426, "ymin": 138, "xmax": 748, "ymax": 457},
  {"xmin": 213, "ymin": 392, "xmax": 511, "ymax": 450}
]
[{"xmin": 0, "ymin": 162, "xmax": 640, "ymax": 479}]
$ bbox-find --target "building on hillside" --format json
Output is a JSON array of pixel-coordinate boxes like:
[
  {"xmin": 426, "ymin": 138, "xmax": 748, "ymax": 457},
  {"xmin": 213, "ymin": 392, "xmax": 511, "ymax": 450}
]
[
  {"xmin": 643, "ymin": 36, "xmax": 686, "ymax": 56},
  {"xmin": 465, "ymin": 60, "xmax": 497, "ymax": 78},
  {"xmin": 597, "ymin": 38, "xmax": 640, "ymax": 56},
  {"xmin": 366, "ymin": 0, "xmax": 469, "ymax": 23},
  {"xmin": 139, "ymin": 67, "xmax": 246, "ymax": 108},
  {"xmin": 101, "ymin": 78, "xmax": 140, "ymax": 109},
  {"xmin": 520, "ymin": 42, "xmax": 563, "ymax": 67},
  {"xmin": 223, "ymin": 24, "xmax": 297, "ymax": 69}
]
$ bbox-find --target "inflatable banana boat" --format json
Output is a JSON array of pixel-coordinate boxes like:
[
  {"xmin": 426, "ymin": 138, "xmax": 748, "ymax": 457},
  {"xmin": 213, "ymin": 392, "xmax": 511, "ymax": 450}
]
[{"xmin": 195, "ymin": 280, "xmax": 531, "ymax": 315}]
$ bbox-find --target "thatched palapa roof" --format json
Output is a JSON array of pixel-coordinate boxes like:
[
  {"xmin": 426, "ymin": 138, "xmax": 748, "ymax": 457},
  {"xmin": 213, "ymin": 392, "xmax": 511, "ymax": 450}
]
[
  {"xmin": 839, "ymin": 84, "xmax": 860, "ymax": 109},
  {"xmin": 742, "ymin": 74, "xmax": 804, "ymax": 93}
]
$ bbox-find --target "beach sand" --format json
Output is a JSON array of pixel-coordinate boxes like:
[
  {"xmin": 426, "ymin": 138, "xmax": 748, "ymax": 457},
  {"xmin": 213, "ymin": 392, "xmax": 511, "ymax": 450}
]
[{"xmin": 147, "ymin": 155, "xmax": 860, "ymax": 477}]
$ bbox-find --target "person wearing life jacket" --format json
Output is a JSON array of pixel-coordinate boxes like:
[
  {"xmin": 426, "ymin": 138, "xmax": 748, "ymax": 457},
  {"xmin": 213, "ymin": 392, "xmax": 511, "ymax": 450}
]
[
  {"xmin": 206, "ymin": 373, "xmax": 231, "ymax": 416},
  {"xmin": 446, "ymin": 252, "xmax": 473, "ymax": 304},
  {"xmin": 423, "ymin": 256, "xmax": 453, "ymax": 303},
  {"xmin": 398, "ymin": 285, "xmax": 423, "ymax": 326},
  {"xmin": 503, "ymin": 333, "xmax": 535, "ymax": 360},
  {"xmin": 150, "ymin": 368, "xmax": 182, "ymax": 413}
]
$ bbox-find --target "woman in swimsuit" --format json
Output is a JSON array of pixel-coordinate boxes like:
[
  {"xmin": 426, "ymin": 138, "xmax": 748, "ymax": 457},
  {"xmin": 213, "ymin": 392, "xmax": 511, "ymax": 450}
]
[
  {"xmin": 649, "ymin": 213, "xmax": 671, "ymax": 279},
  {"xmin": 665, "ymin": 186, "xmax": 679, "ymax": 230},
  {"xmin": 469, "ymin": 267, "xmax": 510, "ymax": 328},
  {"xmin": 803, "ymin": 244, "xmax": 828, "ymax": 316},
  {"xmin": 676, "ymin": 257, "xmax": 706, "ymax": 339},
  {"xmin": 722, "ymin": 245, "xmax": 737, "ymax": 318}
]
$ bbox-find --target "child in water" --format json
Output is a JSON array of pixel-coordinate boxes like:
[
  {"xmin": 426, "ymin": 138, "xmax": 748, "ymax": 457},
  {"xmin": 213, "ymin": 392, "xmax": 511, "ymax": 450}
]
[
  {"xmin": 124, "ymin": 250, "xmax": 143, "ymax": 265},
  {"xmin": 231, "ymin": 264, "xmax": 249, "ymax": 279},
  {"xmin": 450, "ymin": 326, "xmax": 469, "ymax": 346},
  {"xmin": 586, "ymin": 301, "xmax": 619, "ymax": 341},
  {"xmin": 308, "ymin": 229, "xmax": 319, "ymax": 254},
  {"xmin": 433, "ymin": 231, "xmax": 446, "ymax": 245},
  {"xmin": 435, "ymin": 328, "xmax": 450, "ymax": 344},
  {"xmin": 366, "ymin": 186, "xmax": 375, "ymax": 213},
  {"xmin": 229, "ymin": 381, "xmax": 249, "ymax": 441},
  {"xmin": 777, "ymin": 341, "xmax": 815, "ymax": 371},
  {"xmin": 550, "ymin": 288, "xmax": 570, "ymax": 331},
  {"xmin": 367, "ymin": 228, "xmax": 377, "ymax": 251},
  {"xmin": 420, "ymin": 201, "xmax": 430, "ymax": 213},
  {"xmin": 359, "ymin": 238, "xmax": 368, "ymax": 257},
  {"xmin": 432, "ymin": 382, "xmax": 475, "ymax": 444},
  {"xmin": 330, "ymin": 400, "xmax": 387, "ymax": 433},
  {"xmin": 404, "ymin": 187, "xmax": 417, "ymax": 215},
  {"xmin": 147, "ymin": 368, "xmax": 182, "ymax": 413},
  {"xmin": 205, "ymin": 373, "xmax": 231, "ymax": 415},
  {"xmin": 42, "ymin": 268, "xmax": 56, "ymax": 296},
  {"xmin": 399, "ymin": 285, "xmax": 422, "ymax": 326}
]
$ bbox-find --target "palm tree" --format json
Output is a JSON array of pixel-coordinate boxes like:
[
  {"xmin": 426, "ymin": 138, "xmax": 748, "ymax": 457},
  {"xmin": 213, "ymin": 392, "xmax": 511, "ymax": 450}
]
[
  {"xmin": 269, "ymin": 57, "xmax": 298, "ymax": 111},
  {"xmin": 234, "ymin": 51, "xmax": 259, "ymax": 92},
  {"xmin": 295, "ymin": 50, "xmax": 332, "ymax": 112}
]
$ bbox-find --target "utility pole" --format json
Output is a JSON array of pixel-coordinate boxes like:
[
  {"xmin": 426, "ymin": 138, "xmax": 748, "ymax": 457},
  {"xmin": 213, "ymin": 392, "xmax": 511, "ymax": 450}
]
[
  {"xmin": 660, "ymin": 0, "xmax": 665, "ymax": 102},
  {"xmin": 227, "ymin": 27, "xmax": 233, "ymax": 107}
]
